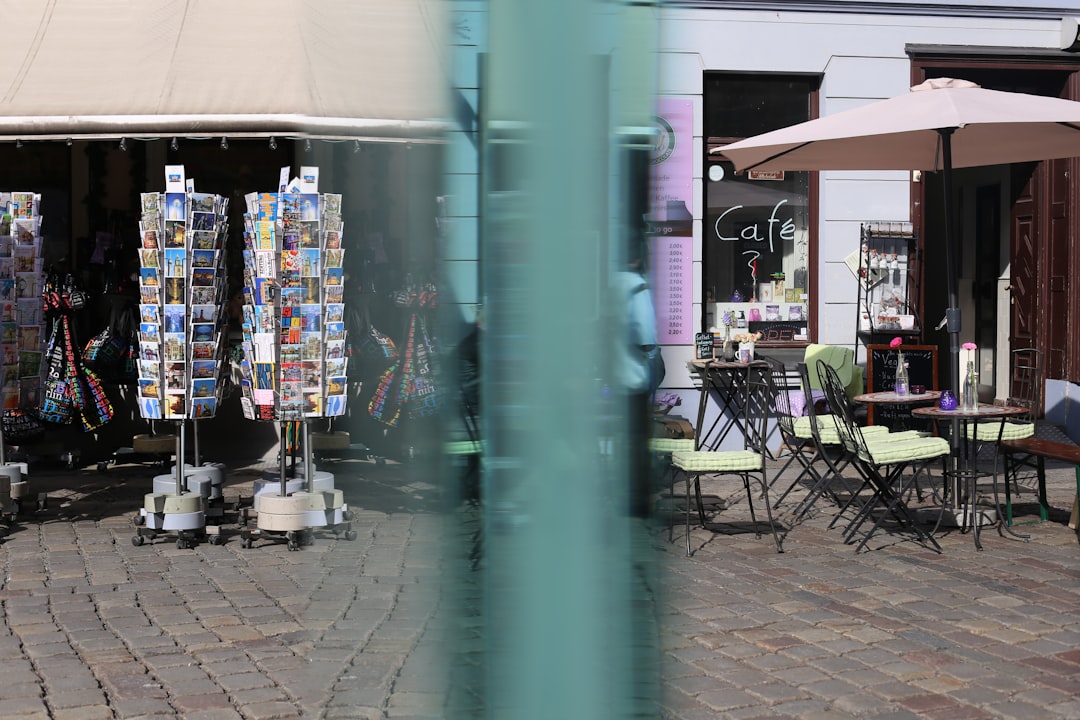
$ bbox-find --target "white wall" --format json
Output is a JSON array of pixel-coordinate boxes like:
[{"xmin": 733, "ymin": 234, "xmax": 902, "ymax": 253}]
[{"xmin": 656, "ymin": 7, "xmax": 1062, "ymax": 396}]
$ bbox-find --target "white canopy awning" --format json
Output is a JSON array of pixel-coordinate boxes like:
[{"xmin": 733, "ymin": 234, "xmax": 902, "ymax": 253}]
[{"xmin": 0, "ymin": 0, "xmax": 448, "ymax": 141}]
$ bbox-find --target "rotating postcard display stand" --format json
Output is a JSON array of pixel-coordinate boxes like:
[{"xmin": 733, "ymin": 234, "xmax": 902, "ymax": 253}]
[
  {"xmin": 0, "ymin": 193, "xmax": 45, "ymax": 521},
  {"xmin": 235, "ymin": 167, "xmax": 354, "ymax": 550},
  {"xmin": 130, "ymin": 166, "xmax": 229, "ymax": 548}
]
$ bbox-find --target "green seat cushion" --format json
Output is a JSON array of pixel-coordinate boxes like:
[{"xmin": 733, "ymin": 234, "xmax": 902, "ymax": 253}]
[
  {"xmin": 865, "ymin": 436, "xmax": 950, "ymax": 465},
  {"xmin": 649, "ymin": 438, "xmax": 697, "ymax": 454},
  {"xmin": 965, "ymin": 421, "xmax": 1035, "ymax": 442},
  {"xmin": 445, "ymin": 440, "xmax": 483, "ymax": 456},
  {"xmin": 792, "ymin": 415, "xmax": 890, "ymax": 444},
  {"xmin": 672, "ymin": 449, "xmax": 762, "ymax": 472}
]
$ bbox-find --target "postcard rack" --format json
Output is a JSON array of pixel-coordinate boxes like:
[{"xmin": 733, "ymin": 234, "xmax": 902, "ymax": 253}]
[
  {"xmin": 854, "ymin": 221, "xmax": 921, "ymax": 346},
  {"xmin": 0, "ymin": 192, "xmax": 45, "ymax": 518},
  {"xmin": 234, "ymin": 168, "xmax": 354, "ymax": 549},
  {"xmin": 130, "ymin": 166, "xmax": 230, "ymax": 548}
]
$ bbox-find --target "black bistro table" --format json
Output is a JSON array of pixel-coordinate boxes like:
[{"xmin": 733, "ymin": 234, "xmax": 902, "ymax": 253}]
[{"xmin": 689, "ymin": 358, "xmax": 770, "ymax": 453}]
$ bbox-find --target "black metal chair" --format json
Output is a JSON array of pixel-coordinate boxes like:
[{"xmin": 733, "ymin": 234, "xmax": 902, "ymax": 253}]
[
  {"xmin": 670, "ymin": 366, "xmax": 784, "ymax": 555},
  {"xmin": 817, "ymin": 359, "xmax": 946, "ymax": 553}
]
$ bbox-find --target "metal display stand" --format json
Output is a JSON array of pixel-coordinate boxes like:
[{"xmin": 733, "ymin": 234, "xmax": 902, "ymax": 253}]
[
  {"xmin": 854, "ymin": 221, "xmax": 921, "ymax": 352},
  {"xmin": 234, "ymin": 168, "xmax": 354, "ymax": 550},
  {"xmin": 0, "ymin": 192, "xmax": 46, "ymax": 515},
  {"xmin": 129, "ymin": 166, "xmax": 230, "ymax": 548}
]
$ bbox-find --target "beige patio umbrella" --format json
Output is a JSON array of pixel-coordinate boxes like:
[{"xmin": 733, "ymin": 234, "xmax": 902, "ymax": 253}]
[{"xmin": 716, "ymin": 77, "xmax": 1080, "ymax": 403}]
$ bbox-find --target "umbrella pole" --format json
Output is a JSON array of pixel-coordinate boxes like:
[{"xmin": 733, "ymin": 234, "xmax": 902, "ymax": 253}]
[{"xmin": 939, "ymin": 128, "xmax": 965, "ymax": 516}]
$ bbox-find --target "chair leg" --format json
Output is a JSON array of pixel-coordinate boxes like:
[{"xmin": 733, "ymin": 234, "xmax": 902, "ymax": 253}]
[
  {"xmin": 1037, "ymin": 456, "xmax": 1049, "ymax": 522},
  {"xmin": 685, "ymin": 471, "xmax": 693, "ymax": 556},
  {"xmin": 695, "ymin": 477, "xmax": 707, "ymax": 527}
]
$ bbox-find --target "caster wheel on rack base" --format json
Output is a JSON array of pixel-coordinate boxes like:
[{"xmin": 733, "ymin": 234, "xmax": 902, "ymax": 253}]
[
  {"xmin": 132, "ymin": 534, "xmax": 145, "ymax": 546},
  {"xmin": 344, "ymin": 530, "xmax": 357, "ymax": 541}
]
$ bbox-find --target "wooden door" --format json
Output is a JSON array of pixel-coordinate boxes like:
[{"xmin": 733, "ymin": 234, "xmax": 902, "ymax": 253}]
[{"xmin": 1008, "ymin": 163, "xmax": 1040, "ymax": 359}]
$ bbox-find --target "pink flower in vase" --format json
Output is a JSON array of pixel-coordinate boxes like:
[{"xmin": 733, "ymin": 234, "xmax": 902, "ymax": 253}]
[{"xmin": 889, "ymin": 337, "xmax": 903, "ymax": 349}]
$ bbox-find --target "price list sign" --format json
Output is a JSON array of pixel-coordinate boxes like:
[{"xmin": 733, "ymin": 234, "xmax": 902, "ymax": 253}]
[{"xmin": 651, "ymin": 235, "xmax": 692, "ymax": 344}]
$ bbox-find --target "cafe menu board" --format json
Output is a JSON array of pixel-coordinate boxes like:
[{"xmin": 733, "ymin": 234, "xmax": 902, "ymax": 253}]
[
  {"xmin": 650, "ymin": 235, "xmax": 693, "ymax": 345},
  {"xmin": 0, "ymin": 192, "xmax": 44, "ymax": 412},
  {"xmin": 236, "ymin": 167, "xmax": 348, "ymax": 421},
  {"xmin": 135, "ymin": 166, "xmax": 230, "ymax": 421}
]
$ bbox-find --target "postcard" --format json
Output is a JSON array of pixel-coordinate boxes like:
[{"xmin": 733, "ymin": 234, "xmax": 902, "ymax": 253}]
[
  {"xmin": 282, "ymin": 232, "xmax": 300, "ymax": 252},
  {"xmin": 188, "ymin": 192, "xmax": 216, "ymax": 215},
  {"xmin": 17, "ymin": 297, "xmax": 41, "ymax": 324},
  {"xmin": 324, "ymin": 267, "xmax": 343, "ymax": 286},
  {"xmin": 164, "ymin": 249, "xmax": 186, "ymax": 277},
  {"xmin": 16, "ymin": 273, "xmax": 41, "ymax": 299},
  {"xmin": 325, "ymin": 340, "xmax": 345, "ymax": 360},
  {"xmin": 191, "ymin": 397, "xmax": 216, "ymax": 419},
  {"xmin": 191, "ymin": 268, "xmax": 215, "ymax": 287},
  {"xmin": 191, "ymin": 378, "xmax": 215, "ymax": 399},
  {"xmin": 190, "ymin": 286, "xmax": 215, "ymax": 304},
  {"xmin": 138, "ymin": 377, "xmax": 162, "ymax": 399},
  {"xmin": 165, "ymin": 361, "xmax": 186, "ymax": 389},
  {"xmin": 164, "ymin": 165, "xmax": 185, "ymax": 193},
  {"xmin": 302, "ymin": 278, "xmax": 320, "ymax": 303},
  {"xmin": 164, "ymin": 333, "xmax": 186, "ymax": 360},
  {"xmin": 321, "ymin": 284, "xmax": 343, "ymax": 304},
  {"xmin": 191, "ymin": 359, "xmax": 216, "ymax": 379},
  {"xmin": 0, "ymin": 279, "xmax": 12, "ymax": 304},
  {"xmin": 165, "ymin": 221, "xmax": 186, "ymax": 248},
  {"xmin": 324, "ymin": 249, "xmax": 344, "ymax": 268},
  {"xmin": 165, "ymin": 277, "xmax": 185, "ymax": 304},
  {"xmin": 302, "ymin": 390, "xmax": 322, "ymax": 417},
  {"xmin": 136, "ymin": 305, "xmax": 158, "ymax": 325},
  {"xmin": 296, "ymin": 249, "xmax": 318, "ymax": 277},
  {"xmin": 191, "ymin": 341, "xmax": 216, "ymax": 360},
  {"xmin": 190, "ymin": 304, "xmax": 215, "ymax": 324},
  {"xmin": 17, "ymin": 351, "xmax": 41, "ymax": 377},
  {"xmin": 254, "ymin": 362, "xmax": 275, "ymax": 390},
  {"xmin": 324, "ymin": 230, "xmax": 342, "ymax": 250},
  {"xmin": 162, "ymin": 305, "xmax": 185, "ymax": 333},
  {"xmin": 191, "ymin": 323, "xmax": 215, "ymax": 343},
  {"xmin": 281, "ymin": 381, "xmax": 301, "ymax": 404},
  {"xmin": 165, "ymin": 392, "xmax": 186, "ymax": 419},
  {"xmin": 190, "ymin": 211, "xmax": 216, "ymax": 233},
  {"xmin": 324, "ymin": 193, "xmax": 341, "ymax": 214},
  {"xmin": 139, "ymin": 268, "xmax": 160, "ymax": 287},
  {"xmin": 239, "ymin": 396, "xmax": 255, "ymax": 420},
  {"xmin": 301, "ymin": 304, "xmax": 321, "ymax": 332},
  {"xmin": 0, "ymin": 302, "xmax": 12, "ymax": 324},
  {"xmin": 325, "ymin": 303, "xmax": 344, "ymax": 323},
  {"xmin": 325, "ymin": 358, "xmax": 346, "ymax": 377},
  {"xmin": 326, "ymin": 394, "xmax": 347, "ymax": 417},
  {"xmin": 138, "ymin": 397, "xmax": 162, "ymax": 420},
  {"xmin": 281, "ymin": 345, "xmax": 301, "ymax": 365},
  {"xmin": 0, "ymin": 323, "xmax": 15, "ymax": 344},
  {"xmin": 190, "ymin": 231, "xmax": 217, "ymax": 250},
  {"xmin": 141, "ymin": 192, "xmax": 161, "ymax": 214},
  {"xmin": 18, "ymin": 325, "xmax": 40, "ymax": 349},
  {"xmin": 301, "ymin": 333, "xmax": 322, "ymax": 360},
  {"xmin": 164, "ymin": 192, "xmax": 186, "ymax": 221},
  {"xmin": 140, "ymin": 286, "xmax": 160, "ymax": 304},
  {"xmin": 139, "ymin": 342, "xmax": 160, "ymax": 362},
  {"xmin": 325, "ymin": 321, "xmax": 345, "ymax": 342},
  {"xmin": 326, "ymin": 376, "xmax": 347, "ymax": 396},
  {"xmin": 139, "ymin": 249, "xmax": 159, "ymax": 269},
  {"xmin": 138, "ymin": 360, "xmax": 160, "ymax": 379},
  {"xmin": 139, "ymin": 322, "xmax": 160, "ymax": 343},
  {"xmin": 191, "ymin": 249, "xmax": 216, "ymax": 268},
  {"xmin": 279, "ymin": 287, "xmax": 303, "ymax": 307},
  {"xmin": 281, "ymin": 362, "xmax": 302, "ymax": 383}
]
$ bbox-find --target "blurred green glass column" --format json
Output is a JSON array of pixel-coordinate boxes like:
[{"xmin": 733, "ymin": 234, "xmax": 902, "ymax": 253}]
[{"xmin": 480, "ymin": 1, "xmax": 659, "ymax": 718}]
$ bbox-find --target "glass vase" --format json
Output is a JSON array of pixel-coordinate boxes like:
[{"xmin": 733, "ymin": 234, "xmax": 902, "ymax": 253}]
[
  {"xmin": 961, "ymin": 360, "xmax": 978, "ymax": 411},
  {"xmin": 894, "ymin": 352, "xmax": 909, "ymax": 396}
]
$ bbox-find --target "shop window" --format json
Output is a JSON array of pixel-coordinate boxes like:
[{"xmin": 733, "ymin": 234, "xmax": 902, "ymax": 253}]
[{"xmin": 704, "ymin": 73, "xmax": 818, "ymax": 343}]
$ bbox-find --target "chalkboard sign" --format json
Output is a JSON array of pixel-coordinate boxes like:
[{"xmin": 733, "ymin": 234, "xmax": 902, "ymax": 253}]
[
  {"xmin": 866, "ymin": 344, "xmax": 938, "ymax": 427},
  {"xmin": 695, "ymin": 332, "xmax": 714, "ymax": 360}
]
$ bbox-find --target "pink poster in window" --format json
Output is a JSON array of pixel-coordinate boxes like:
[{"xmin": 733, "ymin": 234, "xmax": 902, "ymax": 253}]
[
  {"xmin": 651, "ymin": 236, "xmax": 692, "ymax": 345},
  {"xmin": 647, "ymin": 98, "xmax": 694, "ymax": 236}
]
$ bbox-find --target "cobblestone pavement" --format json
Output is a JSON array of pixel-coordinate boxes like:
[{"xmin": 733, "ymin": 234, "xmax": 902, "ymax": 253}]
[{"xmin": 1, "ymin": 449, "xmax": 1078, "ymax": 719}]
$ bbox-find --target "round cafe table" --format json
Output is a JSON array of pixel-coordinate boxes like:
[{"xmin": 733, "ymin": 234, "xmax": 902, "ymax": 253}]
[
  {"xmin": 912, "ymin": 403, "xmax": 1028, "ymax": 550},
  {"xmin": 853, "ymin": 390, "xmax": 941, "ymax": 431}
]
